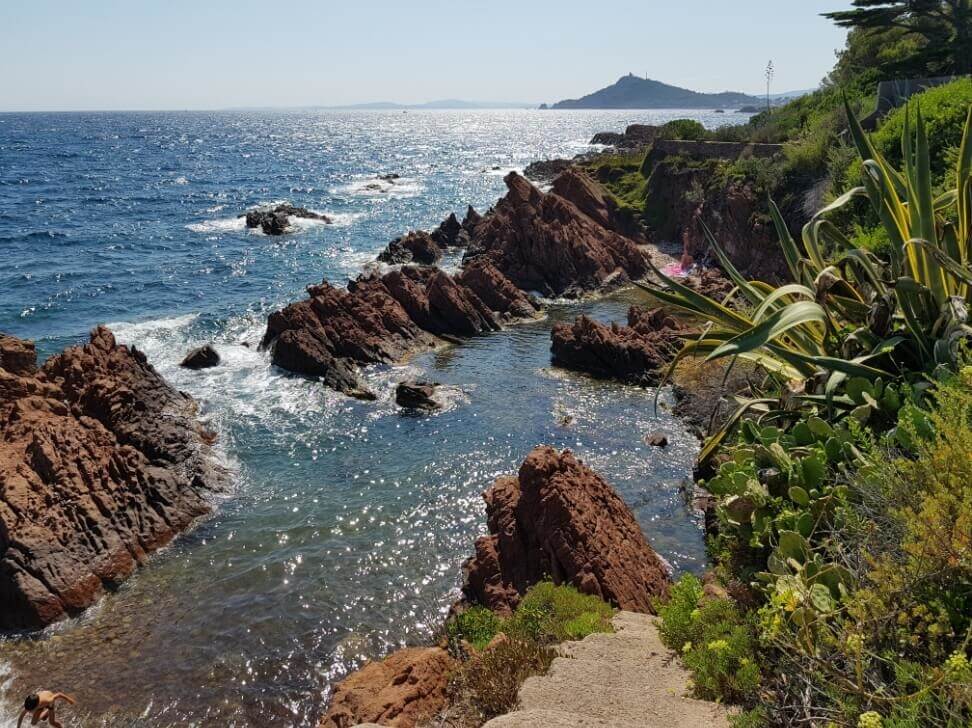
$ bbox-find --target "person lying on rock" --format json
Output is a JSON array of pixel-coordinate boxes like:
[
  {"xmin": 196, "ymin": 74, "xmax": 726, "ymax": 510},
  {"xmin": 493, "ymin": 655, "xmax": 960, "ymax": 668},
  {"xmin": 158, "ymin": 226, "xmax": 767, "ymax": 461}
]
[{"xmin": 16, "ymin": 691, "xmax": 76, "ymax": 728}]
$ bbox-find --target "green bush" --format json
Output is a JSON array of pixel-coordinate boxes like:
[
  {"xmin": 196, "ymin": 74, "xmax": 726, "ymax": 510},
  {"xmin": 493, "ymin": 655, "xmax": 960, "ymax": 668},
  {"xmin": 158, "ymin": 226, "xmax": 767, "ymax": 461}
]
[
  {"xmin": 448, "ymin": 606, "xmax": 502, "ymax": 651},
  {"xmin": 656, "ymin": 575, "xmax": 761, "ymax": 704},
  {"xmin": 506, "ymin": 580, "xmax": 615, "ymax": 643},
  {"xmin": 662, "ymin": 118, "xmax": 707, "ymax": 141},
  {"xmin": 870, "ymin": 78, "xmax": 972, "ymax": 181}
]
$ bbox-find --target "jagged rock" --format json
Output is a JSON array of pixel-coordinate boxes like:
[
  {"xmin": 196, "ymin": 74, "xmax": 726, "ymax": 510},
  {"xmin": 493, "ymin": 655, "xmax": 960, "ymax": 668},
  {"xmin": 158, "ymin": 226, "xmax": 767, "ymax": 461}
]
[
  {"xmin": 0, "ymin": 334, "xmax": 36, "ymax": 375},
  {"xmin": 523, "ymin": 158, "xmax": 573, "ymax": 184},
  {"xmin": 461, "ymin": 446, "xmax": 670, "ymax": 615},
  {"xmin": 180, "ymin": 344, "xmax": 220, "ymax": 370},
  {"xmin": 395, "ymin": 381, "xmax": 442, "ymax": 411},
  {"xmin": 378, "ymin": 173, "xmax": 401, "ymax": 182},
  {"xmin": 550, "ymin": 167, "xmax": 645, "ymax": 241},
  {"xmin": 0, "ymin": 327, "xmax": 225, "ymax": 630},
  {"xmin": 378, "ymin": 231, "xmax": 443, "ymax": 265},
  {"xmin": 550, "ymin": 307, "xmax": 683, "ymax": 385},
  {"xmin": 462, "ymin": 206, "xmax": 482, "ymax": 235},
  {"xmin": 261, "ymin": 265, "xmax": 538, "ymax": 398},
  {"xmin": 241, "ymin": 204, "xmax": 332, "ymax": 235},
  {"xmin": 456, "ymin": 259, "xmax": 541, "ymax": 321},
  {"xmin": 464, "ymin": 171, "xmax": 650, "ymax": 297},
  {"xmin": 430, "ymin": 212, "xmax": 464, "ymax": 249},
  {"xmin": 319, "ymin": 646, "xmax": 455, "ymax": 728}
]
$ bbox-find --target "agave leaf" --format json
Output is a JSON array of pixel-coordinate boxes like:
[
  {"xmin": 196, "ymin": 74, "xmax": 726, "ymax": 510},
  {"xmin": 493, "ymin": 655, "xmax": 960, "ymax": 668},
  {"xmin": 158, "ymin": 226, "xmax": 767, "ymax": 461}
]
[
  {"xmin": 770, "ymin": 198, "xmax": 809, "ymax": 285},
  {"xmin": 708, "ymin": 302, "xmax": 827, "ymax": 361},
  {"xmin": 812, "ymin": 186, "xmax": 867, "ymax": 219}
]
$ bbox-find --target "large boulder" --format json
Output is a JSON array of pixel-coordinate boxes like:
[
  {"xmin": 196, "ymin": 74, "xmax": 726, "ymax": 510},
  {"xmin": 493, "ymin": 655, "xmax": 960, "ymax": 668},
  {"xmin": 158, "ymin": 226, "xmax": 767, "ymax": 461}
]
[
  {"xmin": 463, "ymin": 171, "xmax": 649, "ymax": 297},
  {"xmin": 550, "ymin": 307, "xmax": 683, "ymax": 385},
  {"xmin": 0, "ymin": 327, "xmax": 225, "ymax": 630},
  {"xmin": 261, "ymin": 265, "xmax": 539, "ymax": 397},
  {"xmin": 180, "ymin": 344, "xmax": 220, "ymax": 370},
  {"xmin": 461, "ymin": 446, "xmax": 670, "ymax": 615},
  {"xmin": 395, "ymin": 381, "xmax": 442, "ymax": 411},
  {"xmin": 319, "ymin": 646, "xmax": 455, "ymax": 728}
]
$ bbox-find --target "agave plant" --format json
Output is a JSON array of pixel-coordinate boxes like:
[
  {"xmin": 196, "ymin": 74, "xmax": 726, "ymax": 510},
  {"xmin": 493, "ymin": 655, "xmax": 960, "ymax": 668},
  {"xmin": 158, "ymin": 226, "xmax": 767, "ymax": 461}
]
[{"xmin": 637, "ymin": 98, "xmax": 972, "ymax": 449}]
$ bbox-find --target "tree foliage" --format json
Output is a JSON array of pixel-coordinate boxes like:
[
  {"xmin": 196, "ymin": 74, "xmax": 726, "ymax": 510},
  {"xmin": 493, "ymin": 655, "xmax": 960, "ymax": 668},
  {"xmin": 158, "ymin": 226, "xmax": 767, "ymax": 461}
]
[{"xmin": 824, "ymin": 1, "xmax": 972, "ymax": 75}]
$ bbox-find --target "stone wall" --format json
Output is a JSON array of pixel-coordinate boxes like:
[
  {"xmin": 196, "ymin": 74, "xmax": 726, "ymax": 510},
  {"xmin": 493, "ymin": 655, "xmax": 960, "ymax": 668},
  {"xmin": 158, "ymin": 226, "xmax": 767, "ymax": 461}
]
[{"xmin": 650, "ymin": 139, "xmax": 783, "ymax": 161}]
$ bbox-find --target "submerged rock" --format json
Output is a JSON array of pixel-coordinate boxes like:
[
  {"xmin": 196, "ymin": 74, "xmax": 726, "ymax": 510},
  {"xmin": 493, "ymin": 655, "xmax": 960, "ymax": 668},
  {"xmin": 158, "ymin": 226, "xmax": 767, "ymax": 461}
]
[
  {"xmin": 644, "ymin": 431, "xmax": 669, "ymax": 448},
  {"xmin": 550, "ymin": 307, "xmax": 683, "ymax": 385},
  {"xmin": 0, "ymin": 327, "xmax": 225, "ymax": 630},
  {"xmin": 395, "ymin": 381, "xmax": 442, "ymax": 411},
  {"xmin": 180, "ymin": 344, "xmax": 220, "ymax": 370},
  {"xmin": 464, "ymin": 170, "xmax": 649, "ymax": 297},
  {"xmin": 241, "ymin": 204, "xmax": 332, "ymax": 235},
  {"xmin": 320, "ymin": 646, "xmax": 455, "ymax": 728},
  {"xmin": 461, "ymin": 446, "xmax": 670, "ymax": 615}
]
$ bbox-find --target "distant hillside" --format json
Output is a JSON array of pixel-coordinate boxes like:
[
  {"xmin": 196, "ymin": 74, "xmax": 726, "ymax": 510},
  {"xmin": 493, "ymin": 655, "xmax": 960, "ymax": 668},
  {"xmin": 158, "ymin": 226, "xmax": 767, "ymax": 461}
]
[{"xmin": 550, "ymin": 74, "xmax": 762, "ymax": 109}]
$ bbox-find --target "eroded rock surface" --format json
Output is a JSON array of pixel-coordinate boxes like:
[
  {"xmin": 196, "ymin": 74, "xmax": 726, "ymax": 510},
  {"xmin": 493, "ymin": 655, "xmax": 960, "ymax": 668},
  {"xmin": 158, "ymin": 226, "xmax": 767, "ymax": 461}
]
[
  {"xmin": 261, "ymin": 263, "xmax": 538, "ymax": 398},
  {"xmin": 461, "ymin": 446, "xmax": 670, "ymax": 615},
  {"xmin": 0, "ymin": 327, "xmax": 224, "ymax": 630},
  {"xmin": 550, "ymin": 307, "xmax": 683, "ymax": 385},
  {"xmin": 464, "ymin": 171, "xmax": 649, "ymax": 297},
  {"xmin": 319, "ymin": 646, "xmax": 455, "ymax": 728}
]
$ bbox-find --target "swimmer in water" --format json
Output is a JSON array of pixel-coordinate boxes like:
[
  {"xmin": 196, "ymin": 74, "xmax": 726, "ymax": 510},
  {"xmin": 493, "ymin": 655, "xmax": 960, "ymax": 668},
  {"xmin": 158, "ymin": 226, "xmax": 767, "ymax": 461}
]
[{"xmin": 16, "ymin": 691, "xmax": 75, "ymax": 728}]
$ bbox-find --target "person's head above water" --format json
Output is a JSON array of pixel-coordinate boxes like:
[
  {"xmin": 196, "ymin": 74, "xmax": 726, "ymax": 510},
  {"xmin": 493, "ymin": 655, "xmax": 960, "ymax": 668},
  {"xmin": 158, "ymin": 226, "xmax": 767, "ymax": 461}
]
[{"xmin": 24, "ymin": 694, "xmax": 39, "ymax": 711}]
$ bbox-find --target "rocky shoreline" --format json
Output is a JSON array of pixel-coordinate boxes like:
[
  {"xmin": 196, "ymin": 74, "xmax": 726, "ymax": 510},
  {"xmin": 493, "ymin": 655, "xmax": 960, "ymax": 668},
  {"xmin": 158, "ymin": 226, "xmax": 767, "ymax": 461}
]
[{"xmin": 0, "ymin": 327, "xmax": 227, "ymax": 630}]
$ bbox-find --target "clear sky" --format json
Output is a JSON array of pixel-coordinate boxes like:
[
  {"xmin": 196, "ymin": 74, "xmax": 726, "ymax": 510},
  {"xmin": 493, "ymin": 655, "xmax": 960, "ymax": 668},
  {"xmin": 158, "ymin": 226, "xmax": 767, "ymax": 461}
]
[{"xmin": 0, "ymin": 1, "xmax": 848, "ymax": 111}]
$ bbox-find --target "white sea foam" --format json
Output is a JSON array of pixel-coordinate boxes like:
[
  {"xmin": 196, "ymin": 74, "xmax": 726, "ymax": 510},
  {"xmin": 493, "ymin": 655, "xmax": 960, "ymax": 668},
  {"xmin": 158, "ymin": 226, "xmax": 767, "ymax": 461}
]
[
  {"xmin": 334, "ymin": 176, "xmax": 424, "ymax": 199},
  {"xmin": 186, "ymin": 217, "xmax": 247, "ymax": 234}
]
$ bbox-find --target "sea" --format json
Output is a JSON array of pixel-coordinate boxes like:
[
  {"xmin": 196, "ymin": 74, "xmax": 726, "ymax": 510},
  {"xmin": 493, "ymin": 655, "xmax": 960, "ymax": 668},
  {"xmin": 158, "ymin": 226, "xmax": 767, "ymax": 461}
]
[{"xmin": 0, "ymin": 108, "xmax": 751, "ymax": 726}]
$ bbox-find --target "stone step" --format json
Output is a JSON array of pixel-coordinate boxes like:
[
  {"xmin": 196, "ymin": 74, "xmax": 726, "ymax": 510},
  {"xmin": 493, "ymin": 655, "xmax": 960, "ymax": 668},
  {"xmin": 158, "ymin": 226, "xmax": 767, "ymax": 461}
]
[{"xmin": 483, "ymin": 611, "xmax": 732, "ymax": 728}]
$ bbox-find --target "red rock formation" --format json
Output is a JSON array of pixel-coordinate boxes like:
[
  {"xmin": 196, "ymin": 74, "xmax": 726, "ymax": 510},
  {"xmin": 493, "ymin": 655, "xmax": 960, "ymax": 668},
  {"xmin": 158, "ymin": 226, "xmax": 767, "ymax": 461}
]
[
  {"xmin": 465, "ymin": 171, "xmax": 650, "ymax": 297},
  {"xmin": 378, "ymin": 230, "xmax": 443, "ymax": 265},
  {"xmin": 461, "ymin": 446, "xmax": 670, "ymax": 615},
  {"xmin": 550, "ymin": 307, "xmax": 683, "ymax": 385},
  {"xmin": 0, "ymin": 327, "xmax": 224, "ymax": 630},
  {"xmin": 550, "ymin": 167, "xmax": 645, "ymax": 242},
  {"xmin": 261, "ymin": 264, "xmax": 539, "ymax": 398},
  {"xmin": 319, "ymin": 646, "xmax": 455, "ymax": 728}
]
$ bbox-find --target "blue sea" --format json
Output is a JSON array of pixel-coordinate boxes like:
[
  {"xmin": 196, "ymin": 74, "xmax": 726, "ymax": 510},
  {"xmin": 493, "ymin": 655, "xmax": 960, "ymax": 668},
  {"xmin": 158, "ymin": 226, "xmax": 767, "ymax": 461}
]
[{"xmin": 0, "ymin": 108, "xmax": 749, "ymax": 726}]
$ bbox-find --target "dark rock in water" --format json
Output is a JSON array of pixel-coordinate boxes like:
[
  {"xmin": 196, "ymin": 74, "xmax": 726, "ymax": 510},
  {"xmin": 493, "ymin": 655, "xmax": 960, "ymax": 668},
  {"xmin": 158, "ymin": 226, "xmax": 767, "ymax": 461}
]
[
  {"xmin": 0, "ymin": 327, "xmax": 225, "ymax": 630},
  {"xmin": 644, "ymin": 431, "xmax": 669, "ymax": 448},
  {"xmin": 523, "ymin": 158, "xmax": 573, "ymax": 184},
  {"xmin": 430, "ymin": 212, "xmax": 464, "ymax": 249},
  {"xmin": 590, "ymin": 131, "xmax": 625, "ymax": 146},
  {"xmin": 460, "ymin": 446, "xmax": 670, "ymax": 615},
  {"xmin": 241, "ymin": 204, "xmax": 332, "ymax": 235},
  {"xmin": 378, "ymin": 230, "xmax": 443, "ymax": 265},
  {"xmin": 463, "ymin": 170, "xmax": 649, "ymax": 297},
  {"xmin": 377, "ymin": 173, "xmax": 401, "ymax": 182},
  {"xmin": 395, "ymin": 381, "xmax": 442, "ymax": 411},
  {"xmin": 261, "ymin": 264, "xmax": 538, "ymax": 398},
  {"xmin": 180, "ymin": 344, "xmax": 220, "ymax": 370},
  {"xmin": 320, "ymin": 646, "xmax": 455, "ymax": 728},
  {"xmin": 550, "ymin": 307, "xmax": 683, "ymax": 385}
]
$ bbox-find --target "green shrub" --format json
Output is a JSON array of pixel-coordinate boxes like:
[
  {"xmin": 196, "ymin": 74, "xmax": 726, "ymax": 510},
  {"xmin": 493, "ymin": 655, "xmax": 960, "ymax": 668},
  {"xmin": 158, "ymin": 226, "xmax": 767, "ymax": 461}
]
[
  {"xmin": 662, "ymin": 118, "xmax": 707, "ymax": 141},
  {"xmin": 449, "ymin": 638, "xmax": 554, "ymax": 720},
  {"xmin": 449, "ymin": 606, "xmax": 502, "ymax": 651},
  {"xmin": 870, "ymin": 78, "xmax": 972, "ymax": 181},
  {"xmin": 657, "ymin": 575, "xmax": 761, "ymax": 704},
  {"xmin": 507, "ymin": 581, "xmax": 614, "ymax": 643}
]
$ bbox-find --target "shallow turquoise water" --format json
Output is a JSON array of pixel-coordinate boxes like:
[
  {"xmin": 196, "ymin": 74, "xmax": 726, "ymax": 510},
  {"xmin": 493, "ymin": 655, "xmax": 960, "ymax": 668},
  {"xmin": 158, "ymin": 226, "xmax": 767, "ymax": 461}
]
[{"xmin": 0, "ymin": 109, "xmax": 746, "ymax": 726}]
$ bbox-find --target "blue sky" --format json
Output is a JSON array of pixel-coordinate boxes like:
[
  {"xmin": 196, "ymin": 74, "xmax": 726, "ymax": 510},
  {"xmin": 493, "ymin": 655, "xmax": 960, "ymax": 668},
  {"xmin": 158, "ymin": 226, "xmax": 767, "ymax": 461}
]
[{"xmin": 0, "ymin": 1, "xmax": 848, "ymax": 111}]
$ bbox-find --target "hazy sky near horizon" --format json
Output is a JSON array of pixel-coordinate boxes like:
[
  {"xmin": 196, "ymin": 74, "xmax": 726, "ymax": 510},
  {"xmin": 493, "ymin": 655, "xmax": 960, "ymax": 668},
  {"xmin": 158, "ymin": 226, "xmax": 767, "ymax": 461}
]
[{"xmin": 0, "ymin": 1, "xmax": 848, "ymax": 111}]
